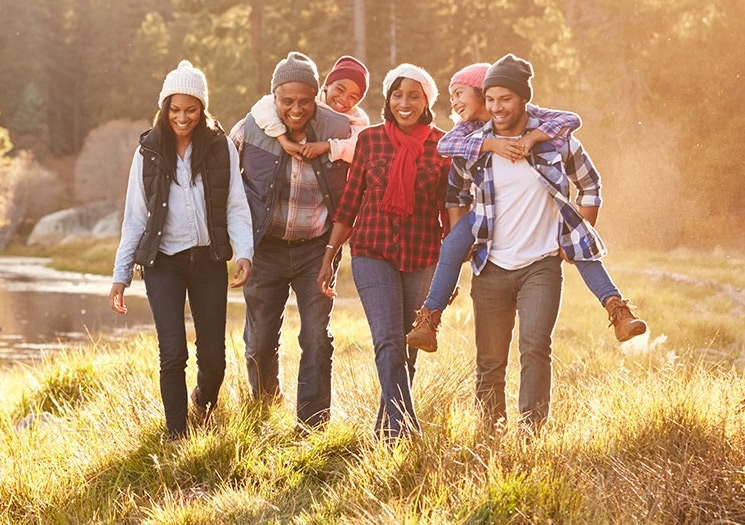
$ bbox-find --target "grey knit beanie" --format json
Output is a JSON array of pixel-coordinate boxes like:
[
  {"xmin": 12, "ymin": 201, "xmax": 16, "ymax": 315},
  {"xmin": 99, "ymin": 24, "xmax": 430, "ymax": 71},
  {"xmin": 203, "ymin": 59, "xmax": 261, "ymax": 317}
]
[
  {"xmin": 158, "ymin": 60, "xmax": 209, "ymax": 110},
  {"xmin": 482, "ymin": 54, "xmax": 533, "ymax": 101},
  {"xmin": 271, "ymin": 52, "xmax": 320, "ymax": 92}
]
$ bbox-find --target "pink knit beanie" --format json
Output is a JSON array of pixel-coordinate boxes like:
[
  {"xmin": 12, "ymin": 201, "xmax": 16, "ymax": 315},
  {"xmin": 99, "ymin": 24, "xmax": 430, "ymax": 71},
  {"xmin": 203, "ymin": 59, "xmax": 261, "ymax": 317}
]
[{"xmin": 448, "ymin": 63, "xmax": 491, "ymax": 91}]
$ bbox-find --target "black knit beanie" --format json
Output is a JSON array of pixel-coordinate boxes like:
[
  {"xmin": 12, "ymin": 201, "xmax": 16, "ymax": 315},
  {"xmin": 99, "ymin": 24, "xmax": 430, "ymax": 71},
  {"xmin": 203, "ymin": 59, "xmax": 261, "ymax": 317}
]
[{"xmin": 482, "ymin": 54, "xmax": 533, "ymax": 101}]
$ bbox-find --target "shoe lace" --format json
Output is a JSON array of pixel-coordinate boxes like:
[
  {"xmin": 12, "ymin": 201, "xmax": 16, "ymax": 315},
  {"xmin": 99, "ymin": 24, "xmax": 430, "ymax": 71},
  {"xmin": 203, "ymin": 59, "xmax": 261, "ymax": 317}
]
[
  {"xmin": 607, "ymin": 299, "xmax": 638, "ymax": 327},
  {"xmin": 414, "ymin": 309, "xmax": 440, "ymax": 332}
]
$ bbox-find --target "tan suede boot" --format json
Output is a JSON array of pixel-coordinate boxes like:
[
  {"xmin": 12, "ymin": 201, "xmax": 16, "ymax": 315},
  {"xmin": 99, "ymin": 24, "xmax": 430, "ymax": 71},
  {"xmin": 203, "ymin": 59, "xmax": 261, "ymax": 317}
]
[
  {"xmin": 406, "ymin": 307, "xmax": 442, "ymax": 352},
  {"xmin": 605, "ymin": 296, "xmax": 647, "ymax": 342}
]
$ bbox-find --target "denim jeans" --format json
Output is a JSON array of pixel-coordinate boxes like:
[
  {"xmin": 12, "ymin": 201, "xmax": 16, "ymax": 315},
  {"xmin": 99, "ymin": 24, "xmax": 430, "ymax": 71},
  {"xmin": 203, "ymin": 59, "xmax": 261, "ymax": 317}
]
[
  {"xmin": 470, "ymin": 256, "xmax": 562, "ymax": 428},
  {"xmin": 144, "ymin": 247, "xmax": 228, "ymax": 437},
  {"xmin": 574, "ymin": 260, "xmax": 620, "ymax": 305},
  {"xmin": 243, "ymin": 234, "xmax": 338, "ymax": 427},
  {"xmin": 425, "ymin": 210, "xmax": 619, "ymax": 310},
  {"xmin": 423, "ymin": 213, "xmax": 474, "ymax": 311},
  {"xmin": 351, "ymin": 256, "xmax": 435, "ymax": 440}
]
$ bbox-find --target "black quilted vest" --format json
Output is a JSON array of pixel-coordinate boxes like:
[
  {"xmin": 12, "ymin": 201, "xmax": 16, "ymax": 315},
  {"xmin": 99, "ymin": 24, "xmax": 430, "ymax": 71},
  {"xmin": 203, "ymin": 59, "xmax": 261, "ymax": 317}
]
[{"xmin": 133, "ymin": 127, "xmax": 233, "ymax": 266}]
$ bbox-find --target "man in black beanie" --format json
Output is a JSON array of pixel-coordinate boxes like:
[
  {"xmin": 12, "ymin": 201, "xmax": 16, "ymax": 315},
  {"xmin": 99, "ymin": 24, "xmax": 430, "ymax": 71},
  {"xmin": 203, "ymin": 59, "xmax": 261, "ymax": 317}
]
[
  {"xmin": 229, "ymin": 52, "xmax": 351, "ymax": 430},
  {"xmin": 450, "ymin": 53, "xmax": 616, "ymax": 436}
]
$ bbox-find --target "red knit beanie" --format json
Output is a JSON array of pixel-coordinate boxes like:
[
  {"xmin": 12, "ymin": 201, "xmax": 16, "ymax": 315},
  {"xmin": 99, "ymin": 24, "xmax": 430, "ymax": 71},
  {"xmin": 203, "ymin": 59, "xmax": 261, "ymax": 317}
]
[
  {"xmin": 324, "ymin": 56, "xmax": 369, "ymax": 102},
  {"xmin": 448, "ymin": 63, "xmax": 491, "ymax": 91}
]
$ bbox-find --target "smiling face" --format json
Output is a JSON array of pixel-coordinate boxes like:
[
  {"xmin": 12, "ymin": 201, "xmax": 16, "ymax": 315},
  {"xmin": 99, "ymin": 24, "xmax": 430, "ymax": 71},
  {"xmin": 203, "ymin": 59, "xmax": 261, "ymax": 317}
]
[
  {"xmin": 388, "ymin": 78, "xmax": 428, "ymax": 133},
  {"xmin": 168, "ymin": 94, "xmax": 202, "ymax": 141},
  {"xmin": 274, "ymin": 82, "xmax": 317, "ymax": 136},
  {"xmin": 484, "ymin": 86, "xmax": 528, "ymax": 136},
  {"xmin": 449, "ymin": 83, "xmax": 488, "ymax": 123},
  {"xmin": 324, "ymin": 78, "xmax": 361, "ymax": 114}
]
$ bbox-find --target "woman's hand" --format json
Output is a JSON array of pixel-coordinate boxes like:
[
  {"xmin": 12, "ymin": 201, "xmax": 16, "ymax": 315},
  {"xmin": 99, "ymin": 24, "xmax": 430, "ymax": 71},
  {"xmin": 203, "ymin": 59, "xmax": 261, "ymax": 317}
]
[
  {"xmin": 317, "ymin": 255, "xmax": 337, "ymax": 298},
  {"xmin": 109, "ymin": 283, "xmax": 128, "ymax": 314},
  {"xmin": 231, "ymin": 258, "xmax": 252, "ymax": 288}
]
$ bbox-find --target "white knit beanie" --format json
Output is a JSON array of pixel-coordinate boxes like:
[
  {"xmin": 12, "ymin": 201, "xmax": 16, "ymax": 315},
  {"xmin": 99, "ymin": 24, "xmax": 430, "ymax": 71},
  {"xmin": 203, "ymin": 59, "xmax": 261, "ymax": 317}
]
[
  {"xmin": 382, "ymin": 64, "xmax": 438, "ymax": 108},
  {"xmin": 158, "ymin": 60, "xmax": 209, "ymax": 110}
]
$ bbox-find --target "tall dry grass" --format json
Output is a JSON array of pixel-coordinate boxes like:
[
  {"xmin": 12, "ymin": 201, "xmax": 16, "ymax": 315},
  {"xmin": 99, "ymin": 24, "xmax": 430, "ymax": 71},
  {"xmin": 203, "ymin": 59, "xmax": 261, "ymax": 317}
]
[{"xmin": 1, "ymin": 249, "xmax": 744, "ymax": 524}]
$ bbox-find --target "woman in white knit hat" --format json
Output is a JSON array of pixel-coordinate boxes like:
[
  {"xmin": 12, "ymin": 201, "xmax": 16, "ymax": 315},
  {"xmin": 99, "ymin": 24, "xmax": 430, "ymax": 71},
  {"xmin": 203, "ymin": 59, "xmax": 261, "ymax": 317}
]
[
  {"xmin": 109, "ymin": 60, "xmax": 254, "ymax": 440},
  {"xmin": 317, "ymin": 63, "xmax": 451, "ymax": 442}
]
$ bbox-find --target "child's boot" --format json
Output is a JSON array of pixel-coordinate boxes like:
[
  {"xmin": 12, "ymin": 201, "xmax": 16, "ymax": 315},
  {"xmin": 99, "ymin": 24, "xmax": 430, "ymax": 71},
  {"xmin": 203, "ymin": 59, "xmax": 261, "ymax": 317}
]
[
  {"xmin": 605, "ymin": 296, "xmax": 647, "ymax": 342},
  {"xmin": 406, "ymin": 307, "xmax": 442, "ymax": 352}
]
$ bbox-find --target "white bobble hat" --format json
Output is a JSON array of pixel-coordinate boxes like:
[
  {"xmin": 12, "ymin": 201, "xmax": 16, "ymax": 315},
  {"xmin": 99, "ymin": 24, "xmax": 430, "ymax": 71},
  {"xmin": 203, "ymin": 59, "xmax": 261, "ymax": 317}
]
[
  {"xmin": 158, "ymin": 60, "xmax": 209, "ymax": 110},
  {"xmin": 382, "ymin": 63, "xmax": 438, "ymax": 108}
]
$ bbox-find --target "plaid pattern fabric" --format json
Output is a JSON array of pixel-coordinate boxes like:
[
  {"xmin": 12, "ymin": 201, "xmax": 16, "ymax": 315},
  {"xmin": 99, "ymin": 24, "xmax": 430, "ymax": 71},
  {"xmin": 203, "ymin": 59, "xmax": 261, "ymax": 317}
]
[
  {"xmin": 334, "ymin": 123, "xmax": 451, "ymax": 272},
  {"xmin": 446, "ymin": 116, "xmax": 607, "ymax": 275},
  {"xmin": 266, "ymin": 154, "xmax": 328, "ymax": 240},
  {"xmin": 437, "ymin": 104, "xmax": 582, "ymax": 162}
]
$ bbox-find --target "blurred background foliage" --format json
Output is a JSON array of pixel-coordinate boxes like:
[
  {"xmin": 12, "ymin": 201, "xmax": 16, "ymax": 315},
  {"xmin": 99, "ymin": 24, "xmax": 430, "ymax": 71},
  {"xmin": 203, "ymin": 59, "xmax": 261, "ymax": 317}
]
[{"xmin": 0, "ymin": 0, "xmax": 742, "ymax": 250}]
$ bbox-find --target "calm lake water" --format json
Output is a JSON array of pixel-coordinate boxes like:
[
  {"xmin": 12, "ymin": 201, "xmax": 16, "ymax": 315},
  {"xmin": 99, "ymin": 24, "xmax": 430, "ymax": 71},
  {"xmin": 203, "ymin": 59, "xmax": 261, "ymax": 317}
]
[
  {"xmin": 0, "ymin": 257, "xmax": 157, "ymax": 364},
  {"xmin": 0, "ymin": 256, "xmax": 358, "ymax": 366}
]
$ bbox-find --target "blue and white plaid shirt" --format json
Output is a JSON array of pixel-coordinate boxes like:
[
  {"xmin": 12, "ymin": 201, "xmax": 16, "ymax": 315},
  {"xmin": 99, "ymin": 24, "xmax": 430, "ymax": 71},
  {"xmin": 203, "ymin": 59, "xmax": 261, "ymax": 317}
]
[{"xmin": 446, "ymin": 116, "xmax": 607, "ymax": 275}]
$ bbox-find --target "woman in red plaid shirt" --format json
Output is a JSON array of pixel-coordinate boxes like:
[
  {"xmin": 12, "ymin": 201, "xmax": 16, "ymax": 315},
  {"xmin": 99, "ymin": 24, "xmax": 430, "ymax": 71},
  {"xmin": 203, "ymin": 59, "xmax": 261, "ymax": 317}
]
[{"xmin": 317, "ymin": 64, "xmax": 451, "ymax": 441}]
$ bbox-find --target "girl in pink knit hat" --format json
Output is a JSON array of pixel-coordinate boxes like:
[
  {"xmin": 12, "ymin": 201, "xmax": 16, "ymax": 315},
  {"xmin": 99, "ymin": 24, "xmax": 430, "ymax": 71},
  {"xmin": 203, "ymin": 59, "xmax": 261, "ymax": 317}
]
[
  {"xmin": 250, "ymin": 55, "xmax": 370, "ymax": 163},
  {"xmin": 406, "ymin": 61, "xmax": 647, "ymax": 353}
]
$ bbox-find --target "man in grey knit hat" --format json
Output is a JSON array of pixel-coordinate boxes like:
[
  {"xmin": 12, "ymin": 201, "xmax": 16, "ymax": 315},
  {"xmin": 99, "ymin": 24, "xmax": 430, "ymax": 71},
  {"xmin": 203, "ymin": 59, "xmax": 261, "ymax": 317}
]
[{"xmin": 229, "ymin": 52, "xmax": 351, "ymax": 430}]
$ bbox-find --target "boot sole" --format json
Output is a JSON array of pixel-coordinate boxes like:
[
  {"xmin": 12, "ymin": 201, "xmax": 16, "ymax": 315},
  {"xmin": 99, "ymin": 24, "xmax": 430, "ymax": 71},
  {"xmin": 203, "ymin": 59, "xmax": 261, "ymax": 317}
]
[
  {"xmin": 406, "ymin": 335, "xmax": 437, "ymax": 353},
  {"xmin": 617, "ymin": 322, "xmax": 648, "ymax": 343}
]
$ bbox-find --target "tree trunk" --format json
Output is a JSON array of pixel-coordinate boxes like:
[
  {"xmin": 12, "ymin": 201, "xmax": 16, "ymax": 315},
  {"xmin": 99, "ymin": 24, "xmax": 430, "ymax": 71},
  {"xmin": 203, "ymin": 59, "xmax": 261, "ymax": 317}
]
[{"xmin": 353, "ymin": 0, "xmax": 366, "ymax": 64}]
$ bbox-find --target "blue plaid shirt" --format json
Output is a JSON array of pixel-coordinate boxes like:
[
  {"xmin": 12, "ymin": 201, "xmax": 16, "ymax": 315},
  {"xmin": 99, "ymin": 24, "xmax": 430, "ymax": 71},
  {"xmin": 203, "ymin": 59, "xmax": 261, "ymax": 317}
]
[{"xmin": 446, "ymin": 116, "xmax": 607, "ymax": 275}]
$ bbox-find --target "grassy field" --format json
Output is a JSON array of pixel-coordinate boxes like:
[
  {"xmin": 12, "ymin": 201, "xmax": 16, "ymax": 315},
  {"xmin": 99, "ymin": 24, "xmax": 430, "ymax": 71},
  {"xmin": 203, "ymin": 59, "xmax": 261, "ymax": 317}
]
[{"xmin": 1, "ymin": 248, "xmax": 744, "ymax": 524}]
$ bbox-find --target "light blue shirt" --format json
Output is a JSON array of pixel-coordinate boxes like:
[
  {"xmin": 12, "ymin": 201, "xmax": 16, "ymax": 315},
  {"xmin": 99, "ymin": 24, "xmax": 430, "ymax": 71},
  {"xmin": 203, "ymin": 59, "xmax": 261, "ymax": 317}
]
[{"xmin": 113, "ymin": 139, "xmax": 253, "ymax": 286}]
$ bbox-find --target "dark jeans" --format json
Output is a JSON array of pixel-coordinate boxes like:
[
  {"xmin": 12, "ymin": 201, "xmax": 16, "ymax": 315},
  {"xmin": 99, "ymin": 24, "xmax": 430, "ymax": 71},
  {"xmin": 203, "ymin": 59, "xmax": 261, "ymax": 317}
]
[
  {"xmin": 351, "ymin": 256, "xmax": 435, "ymax": 440},
  {"xmin": 243, "ymin": 234, "xmax": 338, "ymax": 427},
  {"xmin": 425, "ymin": 210, "xmax": 620, "ymax": 311},
  {"xmin": 144, "ymin": 247, "xmax": 228, "ymax": 437},
  {"xmin": 470, "ymin": 256, "xmax": 563, "ymax": 428}
]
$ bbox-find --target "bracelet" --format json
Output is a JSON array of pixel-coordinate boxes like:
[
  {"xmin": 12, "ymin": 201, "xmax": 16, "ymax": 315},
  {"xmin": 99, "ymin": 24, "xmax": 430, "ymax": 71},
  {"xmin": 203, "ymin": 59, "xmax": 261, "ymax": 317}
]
[{"xmin": 325, "ymin": 244, "xmax": 336, "ymax": 251}]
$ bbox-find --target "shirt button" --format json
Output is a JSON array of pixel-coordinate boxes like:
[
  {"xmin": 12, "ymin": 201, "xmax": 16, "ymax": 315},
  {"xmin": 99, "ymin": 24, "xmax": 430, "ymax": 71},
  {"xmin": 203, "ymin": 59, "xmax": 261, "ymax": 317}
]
[
  {"xmin": 162, "ymin": 202, "xmax": 167, "ymax": 207},
  {"xmin": 150, "ymin": 260, "xmax": 154, "ymax": 265},
  {"xmin": 275, "ymin": 160, "xmax": 279, "ymax": 164},
  {"xmin": 157, "ymin": 231, "xmax": 162, "ymax": 236},
  {"xmin": 151, "ymin": 157, "xmax": 155, "ymax": 161}
]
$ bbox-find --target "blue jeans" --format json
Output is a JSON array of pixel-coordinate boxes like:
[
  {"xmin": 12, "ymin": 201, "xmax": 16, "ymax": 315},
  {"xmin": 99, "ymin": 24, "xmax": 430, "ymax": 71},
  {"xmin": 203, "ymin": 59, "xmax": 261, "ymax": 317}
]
[
  {"xmin": 470, "ymin": 256, "xmax": 563, "ymax": 427},
  {"xmin": 144, "ymin": 248, "xmax": 228, "ymax": 437},
  {"xmin": 351, "ymin": 256, "xmax": 435, "ymax": 441},
  {"xmin": 243, "ymin": 234, "xmax": 339, "ymax": 427},
  {"xmin": 424, "ymin": 211, "xmax": 621, "ymax": 311}
]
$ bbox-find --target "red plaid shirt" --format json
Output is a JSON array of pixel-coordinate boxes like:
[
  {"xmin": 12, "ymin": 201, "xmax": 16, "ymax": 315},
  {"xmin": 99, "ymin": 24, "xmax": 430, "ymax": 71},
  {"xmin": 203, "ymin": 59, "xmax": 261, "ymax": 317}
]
[{"xmin": 334, "ymin": 123, "xmax": 451, "ymax": 271}]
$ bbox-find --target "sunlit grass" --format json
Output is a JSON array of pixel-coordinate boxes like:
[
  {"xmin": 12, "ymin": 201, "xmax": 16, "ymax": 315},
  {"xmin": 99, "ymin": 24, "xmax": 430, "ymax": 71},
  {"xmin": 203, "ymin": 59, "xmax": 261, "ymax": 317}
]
[{"xmin": 1, "ymin": 250, "xmax": 744, "ymax": 523}]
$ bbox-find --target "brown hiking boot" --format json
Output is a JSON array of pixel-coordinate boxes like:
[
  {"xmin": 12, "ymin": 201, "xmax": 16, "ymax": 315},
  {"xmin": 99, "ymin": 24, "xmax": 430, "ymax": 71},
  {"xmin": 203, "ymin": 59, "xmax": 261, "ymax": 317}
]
[
  {"xmin": 406, "ymin": 307, "xmax": 442, "ymax": 352},
  {"xmin": 605, "ymin": 296, "xmax": 647, "ymax": 342},
  {"xmin": 190, "ymin": 386, "xmax": 214, "ymax": 422}
]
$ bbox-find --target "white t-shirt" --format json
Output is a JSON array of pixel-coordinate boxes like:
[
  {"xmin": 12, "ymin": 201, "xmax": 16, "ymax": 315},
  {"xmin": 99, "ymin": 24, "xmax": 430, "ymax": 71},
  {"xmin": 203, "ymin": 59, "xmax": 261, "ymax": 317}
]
[{"xmin": 487, "ymin": 139, "xmax": 561, "ymax": 270}]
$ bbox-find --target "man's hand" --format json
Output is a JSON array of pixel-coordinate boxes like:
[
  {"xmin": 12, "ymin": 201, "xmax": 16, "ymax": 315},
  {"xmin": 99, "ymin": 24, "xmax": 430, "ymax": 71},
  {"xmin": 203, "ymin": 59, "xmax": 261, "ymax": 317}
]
[
  {"xmin": 109, "ymin": 283, "xmax": 128, "ymax": 314},
  {"xmin": 231, "ymin": 258, "xmax": 252, "ymax": 288},
  {"xmin": 299, "ymin": 141, "xmax": 331, "ymax": 159},
  {"xmin": 559, "ymin": 246, "xmax": 573, "ymax": 264}
]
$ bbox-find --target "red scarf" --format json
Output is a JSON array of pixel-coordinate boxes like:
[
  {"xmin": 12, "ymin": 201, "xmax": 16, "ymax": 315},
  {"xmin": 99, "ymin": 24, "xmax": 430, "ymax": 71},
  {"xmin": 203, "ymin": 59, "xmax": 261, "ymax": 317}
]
[{"xmin": 381, "ymin": 120, "xmax": 431, "ymax": 216}]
